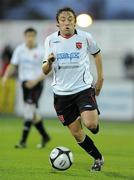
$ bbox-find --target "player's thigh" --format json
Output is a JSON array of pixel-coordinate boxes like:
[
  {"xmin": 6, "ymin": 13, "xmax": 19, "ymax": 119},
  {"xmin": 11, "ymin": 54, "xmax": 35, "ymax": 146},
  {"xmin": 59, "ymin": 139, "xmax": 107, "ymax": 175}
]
[
  {"xmin": 76, "ymin": 88, "xmax": 99, "ymax": 129},
  {"xmin": 54, "ymin": 94, "xmax": 80, "ymax": 126},
  {"xmin": 67, "ymin": 117, "xmax": 85, "ymax": 142},
  {"xmin": 32, "ymin": 82, "xmax": 43, "ymax": 106},
  {"xmin": 22, "ymin": 81, "xmax": 43, "ymax": 106},
  {"xmin": 81, "ymin": 110, "xmax": 99, "ymax": 129}
]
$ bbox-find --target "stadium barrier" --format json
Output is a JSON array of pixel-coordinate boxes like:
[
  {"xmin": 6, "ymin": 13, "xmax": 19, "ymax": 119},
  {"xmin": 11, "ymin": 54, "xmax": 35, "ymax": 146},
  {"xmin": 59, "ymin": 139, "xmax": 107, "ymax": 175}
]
[{"xmin": 97, "ymin": 80, "xmax": 134, "ymax": 121}]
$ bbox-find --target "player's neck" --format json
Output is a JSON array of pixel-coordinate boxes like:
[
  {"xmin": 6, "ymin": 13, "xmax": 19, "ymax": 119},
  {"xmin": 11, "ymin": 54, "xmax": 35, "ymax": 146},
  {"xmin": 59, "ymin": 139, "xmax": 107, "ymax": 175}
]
[
  {"xmin": 26, "ymin": 43, "xmax": 37, "ymax": 49},
  {"xmin": 60, "ymin": 30, "xmax": 75, "ymax": 39}
]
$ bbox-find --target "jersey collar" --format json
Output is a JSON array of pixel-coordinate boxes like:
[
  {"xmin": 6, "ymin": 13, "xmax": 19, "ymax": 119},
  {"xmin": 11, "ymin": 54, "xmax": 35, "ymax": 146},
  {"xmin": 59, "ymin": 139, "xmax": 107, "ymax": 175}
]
[{"xmin": 58, "ymin": 29, "xmax": 77, "ymax": 38}]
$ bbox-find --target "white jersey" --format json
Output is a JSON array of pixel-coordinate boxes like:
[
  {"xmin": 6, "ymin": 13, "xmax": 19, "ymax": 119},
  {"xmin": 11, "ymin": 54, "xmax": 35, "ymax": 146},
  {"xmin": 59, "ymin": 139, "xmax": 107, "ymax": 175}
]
[
  {"xmin": 44, "ymin": 29, "xmax": 100, "ymax": 95},
  {"xmin": 11, "ymin": 43, "xmax": 44, "ymax": 81}
]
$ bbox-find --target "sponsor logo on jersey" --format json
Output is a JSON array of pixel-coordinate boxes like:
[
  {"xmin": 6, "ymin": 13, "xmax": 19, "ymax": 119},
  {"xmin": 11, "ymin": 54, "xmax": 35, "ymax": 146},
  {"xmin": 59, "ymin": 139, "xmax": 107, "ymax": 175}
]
[
  {"xmin": 76, "ymin": 42, "xmax": 82, "ymax": 49},
  {"xmin": 57, "ymin": 52, "xmax": 80, "ymax": 61}
]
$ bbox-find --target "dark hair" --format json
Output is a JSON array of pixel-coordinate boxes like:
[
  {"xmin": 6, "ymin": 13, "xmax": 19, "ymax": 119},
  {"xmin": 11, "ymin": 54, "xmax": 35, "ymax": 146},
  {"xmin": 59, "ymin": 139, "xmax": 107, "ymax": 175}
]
[
  {"xmin": 56, "ymin": 7, "xmax": 76, "ymax": 22},
  {"xmin": 24, "ymin": 27, "xmax": 37, "ymax": 34}
]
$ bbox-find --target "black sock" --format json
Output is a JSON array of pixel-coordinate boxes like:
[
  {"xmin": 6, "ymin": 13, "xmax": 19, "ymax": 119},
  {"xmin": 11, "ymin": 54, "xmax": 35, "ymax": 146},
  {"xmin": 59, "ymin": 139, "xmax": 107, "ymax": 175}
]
[
  {"xmin": 34, "ymin": 121, "xmax": 49, "ymax": 139},
  {"xmin": 20, "ymin": 120, "xmax": 32, "ymax": 144},
  {"xmin": 78, "ymin": 135, "xmax": 102, "ymax": 160},
  {"xmin": 90, "ymin": 124, "xmax": 99, "ymax": 134}
]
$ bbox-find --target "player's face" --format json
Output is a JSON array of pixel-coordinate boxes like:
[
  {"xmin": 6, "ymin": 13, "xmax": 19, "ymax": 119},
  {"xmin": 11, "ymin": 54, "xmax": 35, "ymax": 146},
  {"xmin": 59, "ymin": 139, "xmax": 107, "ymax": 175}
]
[
  {"xmin": 57, "ymin": 11, "xmax": 76, "ymax": 36},
  {"xmin": 24, "ymin": 32, "xmax": 36, "ymax": 48}
]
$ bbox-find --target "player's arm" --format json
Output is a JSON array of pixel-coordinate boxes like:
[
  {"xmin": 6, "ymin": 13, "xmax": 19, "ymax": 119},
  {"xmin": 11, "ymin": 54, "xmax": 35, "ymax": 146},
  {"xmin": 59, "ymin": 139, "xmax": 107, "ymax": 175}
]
[
  {"xmin": 2, "ymin": 64, "xmax": 17, "ymax": 86},
  {"xmin": 42, "ymin": 53, "xmax": 55, "ymax": 75},
  {"xmin": 36, "ymin": 74, "xmax": 45, "ymax": 82},
  {"xmin": 93, "ymin": 52, "xmax": 104, "ymax": 96}
]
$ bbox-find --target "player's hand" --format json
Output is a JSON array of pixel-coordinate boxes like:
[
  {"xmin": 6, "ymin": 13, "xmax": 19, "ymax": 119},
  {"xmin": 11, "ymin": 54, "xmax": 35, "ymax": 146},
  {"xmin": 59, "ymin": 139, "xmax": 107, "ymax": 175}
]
[
  {"xmin": 95, "ymin": 78, "xmax": 104, "ymax": 96},
  {"xmin": 25, "ymin": 80, "xmax": 38, "ymax": 89},
  {"xmin": 48, "ymin": 53, "xmax": 55, "ymax": 64}
]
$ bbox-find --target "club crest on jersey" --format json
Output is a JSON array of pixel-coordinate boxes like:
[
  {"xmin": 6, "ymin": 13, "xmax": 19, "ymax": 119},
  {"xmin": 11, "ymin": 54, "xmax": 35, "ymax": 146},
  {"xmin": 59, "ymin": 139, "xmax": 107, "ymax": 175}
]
[{"xmin": 76, "ymin": 42, "xmax": 82, "ymax": 49}]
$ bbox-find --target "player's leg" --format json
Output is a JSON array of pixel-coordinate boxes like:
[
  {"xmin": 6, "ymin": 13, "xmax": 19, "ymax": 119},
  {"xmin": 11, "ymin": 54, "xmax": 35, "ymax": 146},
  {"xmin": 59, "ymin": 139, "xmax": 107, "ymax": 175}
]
[
  {"xmin": 56, "ymin": 106, "xmax": 103, "ymax": 171},
  {"xmin": 68, "ymin": 117, "xmax": 103, "ymax": 163},
  {"xmin": 33, "ymin": 108, "xmax": 50, "ymax": 148},
  {"xmin": 67, "ymin": 117, "xmax": 85, "ymax": 142},
  {"xmin": 15, "ymin": 81, "xmax": 34, "ymax": 148},
  {"xmin": 77, "ymin": 88, "xmax": 100, "ymax": 134},
  {"xmin": 80, "ymin": 110, "xmax": 104, "ymax": 171},
  {"xmin": 15, "ymin": 103, "xmax": 34, "ymax": 148},
  {"xmin": 81, "ymin": 110, "xmax": 99, "ymax": 134},
  {"xmin": 54, "ymin": 92, "xmax": 103, "ymax": 171},
  {"xmin": 32, "ymin": 82, "xmax": 50, "ymax": 148},
  {"xmin": 76, "ymin": 88, "xmax": 104, "ymax": 170}
]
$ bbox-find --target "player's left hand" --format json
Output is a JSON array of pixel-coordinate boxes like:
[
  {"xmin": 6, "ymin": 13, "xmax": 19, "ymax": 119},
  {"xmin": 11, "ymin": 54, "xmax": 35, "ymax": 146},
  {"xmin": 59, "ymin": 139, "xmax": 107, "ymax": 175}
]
[
  {"xmin": 95, "ymin": 78, "xmax": 104, "ymax": 96},
  {"xmin": 25, "ymin": 80, "xmax": 38, "ymax": 89}
]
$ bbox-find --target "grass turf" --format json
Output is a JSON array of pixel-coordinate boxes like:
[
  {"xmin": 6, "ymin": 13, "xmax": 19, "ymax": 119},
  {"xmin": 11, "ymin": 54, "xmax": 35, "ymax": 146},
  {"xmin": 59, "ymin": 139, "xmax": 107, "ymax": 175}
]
[{"xmin": 0, "ymin": 116, "xmax": 134, "ymax": 180}]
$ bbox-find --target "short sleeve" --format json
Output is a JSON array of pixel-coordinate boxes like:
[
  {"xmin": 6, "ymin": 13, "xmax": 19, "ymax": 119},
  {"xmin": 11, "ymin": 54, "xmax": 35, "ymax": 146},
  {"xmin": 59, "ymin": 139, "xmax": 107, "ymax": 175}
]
[
  {"xmin": 11, "ymin": 47, "xmax": 20, "ymax": 65},
  {"xmin": 86, "ymin": 33, "xmax": 100, "ymax": 55}
]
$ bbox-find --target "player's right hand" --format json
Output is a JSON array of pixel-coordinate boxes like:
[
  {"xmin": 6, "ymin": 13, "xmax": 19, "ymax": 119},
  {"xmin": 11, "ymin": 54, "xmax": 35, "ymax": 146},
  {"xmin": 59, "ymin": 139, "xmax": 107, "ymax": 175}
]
[{"xmin": 48, "ymin": 53, "xmax": 55, "ymax": 64}]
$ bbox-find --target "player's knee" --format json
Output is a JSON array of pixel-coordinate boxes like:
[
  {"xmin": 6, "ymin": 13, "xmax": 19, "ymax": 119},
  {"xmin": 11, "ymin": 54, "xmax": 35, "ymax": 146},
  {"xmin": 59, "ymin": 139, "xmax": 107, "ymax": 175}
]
[
  {"xmin": 23, "ymin": 121, "xmax": 32, "ymax": 131},
  {"xmin": 88, "ymin": 124, "xmax": 99, "ymax": 134},
  {"xmin": 85, "ymin": 121, "xmax": 96, "ymax": 129},
  {"xmin": 24, "ymin": 103, "xmax": 36, "ymax": 120},
  {"xmin": 33, "ymin": 108, "xmax": 42, "ymax": 124},
  {"xmin": 85, "ymin": 121, "xmax": 99, "ymax": 134}
]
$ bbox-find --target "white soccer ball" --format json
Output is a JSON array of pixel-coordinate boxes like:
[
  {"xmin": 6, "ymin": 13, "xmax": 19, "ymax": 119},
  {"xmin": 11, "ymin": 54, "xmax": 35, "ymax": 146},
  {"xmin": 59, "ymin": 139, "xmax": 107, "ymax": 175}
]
[{"xmin": 49, "ymin": 146, "xmax": 73, "ymax": 170}]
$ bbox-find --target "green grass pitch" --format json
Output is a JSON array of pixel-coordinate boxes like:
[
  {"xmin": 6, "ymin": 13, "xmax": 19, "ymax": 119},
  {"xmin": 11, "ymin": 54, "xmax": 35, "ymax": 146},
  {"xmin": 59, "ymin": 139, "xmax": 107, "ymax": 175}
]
[{"xmin": 0, "ymin": 116, "xmax": 134, "ymax": 180}]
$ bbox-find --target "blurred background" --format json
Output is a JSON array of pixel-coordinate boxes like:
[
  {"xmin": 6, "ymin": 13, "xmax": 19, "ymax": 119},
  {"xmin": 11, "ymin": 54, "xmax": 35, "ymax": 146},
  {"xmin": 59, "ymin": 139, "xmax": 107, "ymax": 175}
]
[{"xmin": 0, "ymin": 0, "xmax": 134, "ymax": 121}]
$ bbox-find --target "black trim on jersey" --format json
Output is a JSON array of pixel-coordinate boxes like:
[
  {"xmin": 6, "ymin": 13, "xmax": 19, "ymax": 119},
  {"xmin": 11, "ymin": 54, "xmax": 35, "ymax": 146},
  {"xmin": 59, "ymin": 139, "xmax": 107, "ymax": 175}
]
[
  {"xmin": 53, "ymin": 67, "xmax": 57, "ymax": 85},
  {"xmin": 83, "ymin": 70, "xmax": 86, "ymax": 84},
  {"xmin": 91, "ymin": 49, "xmax": 101, "ymax": 56},
  {"xmin": 58, "ymin": 29, "xmax": 77, "ymax": 36},
  {"xmin": 82, "ymin": 70, "xmax": 89, "ymax": 84}
]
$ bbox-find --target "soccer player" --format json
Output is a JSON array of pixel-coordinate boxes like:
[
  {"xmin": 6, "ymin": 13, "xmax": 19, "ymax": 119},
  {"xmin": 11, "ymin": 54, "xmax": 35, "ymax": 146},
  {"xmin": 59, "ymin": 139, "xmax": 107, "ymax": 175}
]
[
  {"xmin": 2, "ymin": 28, "xmax": 50, "ymax": 148},
  {"xmin": 42, "ymin": 7, "xmax": 104, "ymax": 171}
]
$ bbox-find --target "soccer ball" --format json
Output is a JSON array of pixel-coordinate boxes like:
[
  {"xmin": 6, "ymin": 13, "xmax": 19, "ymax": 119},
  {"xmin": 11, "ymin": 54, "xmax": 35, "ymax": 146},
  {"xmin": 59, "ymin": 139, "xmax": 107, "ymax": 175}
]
[{"xmin": 49, "ymin": 146, "xmax": 73, "ymax": 171}]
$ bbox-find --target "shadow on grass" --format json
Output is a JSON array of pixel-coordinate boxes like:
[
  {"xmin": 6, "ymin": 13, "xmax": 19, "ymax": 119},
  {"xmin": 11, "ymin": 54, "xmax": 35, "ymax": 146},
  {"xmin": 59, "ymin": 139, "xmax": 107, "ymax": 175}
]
[
  {"xmin": 49, "ymin": 169, "xmax": 91, "ymax": 178},
  {"xmin": 102, "ymin": 171, "xmax": 134, "ymax": 180}
]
